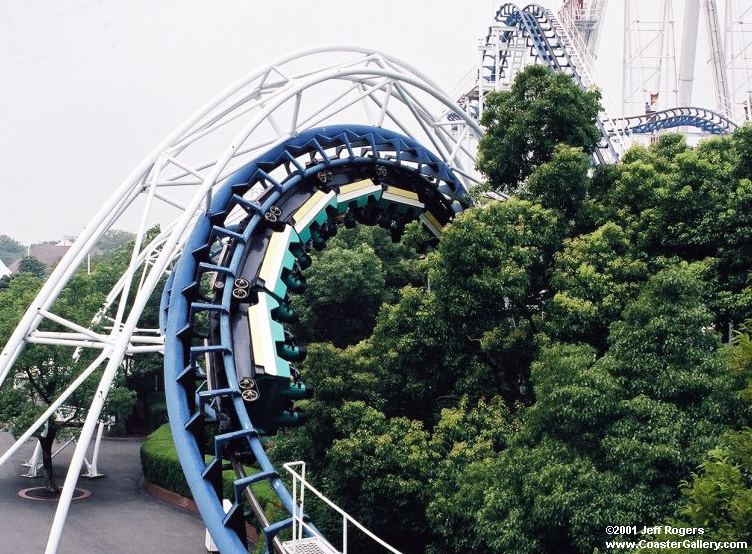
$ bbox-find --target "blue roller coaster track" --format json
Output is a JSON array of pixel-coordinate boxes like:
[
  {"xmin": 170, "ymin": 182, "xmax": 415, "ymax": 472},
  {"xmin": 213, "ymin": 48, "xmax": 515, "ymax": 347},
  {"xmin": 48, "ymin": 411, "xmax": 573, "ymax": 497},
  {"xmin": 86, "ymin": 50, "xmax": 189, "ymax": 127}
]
[
  {"xmin": 614, "ymin": 105, "xmax": 737, "ymax": 135},
  {"xmin": 162, "ymin": 125, "xmax": 469, "ymax": 553}
]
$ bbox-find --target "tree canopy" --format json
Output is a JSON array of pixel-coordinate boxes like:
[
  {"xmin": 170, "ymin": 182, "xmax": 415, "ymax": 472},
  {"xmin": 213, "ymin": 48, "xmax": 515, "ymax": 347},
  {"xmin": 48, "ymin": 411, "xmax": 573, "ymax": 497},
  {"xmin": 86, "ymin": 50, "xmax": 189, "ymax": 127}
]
[
  {"xmin": 0, "ymin": 269, "xmax": 135, "ymax": 491},
  {"xmin": 0, "ymin": 230, "xmax": 164, "ymax": 490},
  {"xmin": 0, "ymin": 234, "xmax": 25, "ymax": 266},
  {"xmin": 477, "ymin": 64, "xmax": 601, "ymax": 191},
  {"xmin": 267, "ymin": 66, "xmax": 752, "ymax": 553}
]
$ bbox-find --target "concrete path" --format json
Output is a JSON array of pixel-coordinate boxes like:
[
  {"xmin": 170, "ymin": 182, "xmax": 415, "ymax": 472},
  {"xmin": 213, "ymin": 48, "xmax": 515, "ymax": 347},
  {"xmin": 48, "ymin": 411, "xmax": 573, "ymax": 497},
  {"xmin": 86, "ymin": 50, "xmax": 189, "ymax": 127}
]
[{"xmin": 0, "ymin": 431, "xmax": 208, "ymax": 553}]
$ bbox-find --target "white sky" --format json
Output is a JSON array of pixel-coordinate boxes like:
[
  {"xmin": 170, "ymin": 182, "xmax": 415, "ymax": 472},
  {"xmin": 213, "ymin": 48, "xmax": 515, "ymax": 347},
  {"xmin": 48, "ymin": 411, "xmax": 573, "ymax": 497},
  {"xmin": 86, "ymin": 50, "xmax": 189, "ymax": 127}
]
[{"xmin": 0, "ymin": 0, "xmax": 722, "ymax": 244}]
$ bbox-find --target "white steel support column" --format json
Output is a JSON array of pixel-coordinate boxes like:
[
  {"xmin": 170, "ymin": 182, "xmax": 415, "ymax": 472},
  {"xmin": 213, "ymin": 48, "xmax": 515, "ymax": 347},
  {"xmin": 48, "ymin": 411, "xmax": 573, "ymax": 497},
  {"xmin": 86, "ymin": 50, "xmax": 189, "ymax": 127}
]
[
  {"xmin": 622, "ymin": 0, "xmax": 678, "ymax": 114},
  {"xmin": 21, "ymin": 441, "xmax": 43, "ymax": 478},
  {"xmin": 724, "ymin": 0, "xmax": 752, "ymax": 121},
  {"xmin": 702, "ymin": 0, "xmax": 733, "ymax": 116},
  {"xmin": 82, "ymin": 422, "xmax": 105, "ymax": 479},
  {"xmin": 679, "ymin": 0, "xmax": 701, "ymax": 105}
]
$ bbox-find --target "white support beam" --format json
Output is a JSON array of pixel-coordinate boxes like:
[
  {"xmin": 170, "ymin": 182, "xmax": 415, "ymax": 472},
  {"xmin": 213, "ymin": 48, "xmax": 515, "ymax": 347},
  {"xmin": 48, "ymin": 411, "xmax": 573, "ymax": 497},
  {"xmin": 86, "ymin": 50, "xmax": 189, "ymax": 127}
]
[
  {"xmin": 679, "ymin": 0, "xmax": 701, "ymax": 105},
  {"xmin": 703, "ymin": 0, "xmax": 733, "ymax": 116}
]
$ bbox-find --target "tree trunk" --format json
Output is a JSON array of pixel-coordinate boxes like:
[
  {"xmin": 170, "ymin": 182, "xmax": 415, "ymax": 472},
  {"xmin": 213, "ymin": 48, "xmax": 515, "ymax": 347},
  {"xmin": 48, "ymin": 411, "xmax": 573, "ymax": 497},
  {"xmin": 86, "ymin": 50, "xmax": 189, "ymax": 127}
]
[{"xmin": 39, "ymin": 419, "xmax": 58, "ymax": 494}]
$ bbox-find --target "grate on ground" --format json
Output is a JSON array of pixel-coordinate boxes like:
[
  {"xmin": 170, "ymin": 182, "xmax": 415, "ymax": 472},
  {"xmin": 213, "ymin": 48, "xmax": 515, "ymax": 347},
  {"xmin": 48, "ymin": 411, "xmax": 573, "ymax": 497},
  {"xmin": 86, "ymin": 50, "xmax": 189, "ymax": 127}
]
[{"xmin": 281, "ymin": 536, "xmax": 340, "ymax": 554}]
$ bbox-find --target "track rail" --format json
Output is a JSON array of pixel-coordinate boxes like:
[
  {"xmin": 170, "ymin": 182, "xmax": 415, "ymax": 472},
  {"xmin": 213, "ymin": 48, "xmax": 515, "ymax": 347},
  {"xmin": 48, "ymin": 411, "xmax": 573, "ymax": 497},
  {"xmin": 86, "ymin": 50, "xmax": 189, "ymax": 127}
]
[
  {"xmin": 163, "ymin": 124, "xmax": 468, "ymax": 553},
  {"xmin": 613, "ymin": 105, "xmax": 738, "ymax": 135}
]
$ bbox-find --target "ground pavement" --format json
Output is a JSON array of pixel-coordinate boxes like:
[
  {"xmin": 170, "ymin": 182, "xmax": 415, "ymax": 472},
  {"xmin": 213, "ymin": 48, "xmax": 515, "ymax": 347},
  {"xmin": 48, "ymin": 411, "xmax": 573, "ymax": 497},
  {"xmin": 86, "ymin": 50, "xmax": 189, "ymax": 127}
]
[{"xmin": 0, "ymin": 431, "xmax": 207, "ymax": 553}]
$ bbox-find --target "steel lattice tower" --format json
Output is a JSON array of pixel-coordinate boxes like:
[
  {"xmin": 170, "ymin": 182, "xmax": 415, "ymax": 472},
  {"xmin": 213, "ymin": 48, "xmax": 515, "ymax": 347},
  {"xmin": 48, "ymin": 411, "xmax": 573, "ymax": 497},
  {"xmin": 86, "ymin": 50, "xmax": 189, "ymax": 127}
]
[{"xmin": 724, "ymin": 0, "xmax": 752, "ymax": 121}]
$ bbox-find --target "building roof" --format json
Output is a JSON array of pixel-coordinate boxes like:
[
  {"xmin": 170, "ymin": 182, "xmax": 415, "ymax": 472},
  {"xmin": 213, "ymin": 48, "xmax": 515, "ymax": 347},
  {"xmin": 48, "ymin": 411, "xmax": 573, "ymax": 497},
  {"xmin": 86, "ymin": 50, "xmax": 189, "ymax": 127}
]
[
  {"xmin": 29, "ymin": 243, "xmax": 70, "ymax": 267},
  {"xmin": 0, "ymin": 258, "xmax": 10, "ymax": 278}
]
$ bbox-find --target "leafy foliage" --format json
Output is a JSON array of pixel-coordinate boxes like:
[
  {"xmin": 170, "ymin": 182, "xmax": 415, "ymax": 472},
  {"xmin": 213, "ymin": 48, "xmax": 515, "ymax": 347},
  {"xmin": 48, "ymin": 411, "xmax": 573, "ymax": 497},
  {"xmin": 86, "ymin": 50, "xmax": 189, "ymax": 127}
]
[
  {"xmin": 140, "ymin": 424, "xmax": 279, "ymax": 514},
  {"xmin": 477, "ymin": 65, "xmax": 601, "ymax": 191},
  {"xmin": 270, "ymin": 79, "xmax": 752, "ymax": 549},
  {"xmin": 0, "ymin": 234, "xmax": 26, "ymax": 266},
  {"xmin": 674, "ymin": 430, "xmax": 752, "ymax": 544},
  {"xmin": 0, "ymin": 228, "xmax": 172, "ymax": 488},
  {"xmin": 0, "ymin": 268, "xmax": 136, "ymax": 489},
  {"xmin": 16, "ymin": 256, "xmax": 47, "ymax": 278},
  {"xmin": 293, "ymin": 243, "xmax": 385, "ymax": 347},
  {"xmin": 546, "ymin": 222, "xmax": 649, "ymax": 351},
  {"xmin": 94, "ymin": 229, "xmax": 135, "ymax": 258},
  {"xmin": 292, "ymin": 224, "xmax": 426, "ymax": 347}
]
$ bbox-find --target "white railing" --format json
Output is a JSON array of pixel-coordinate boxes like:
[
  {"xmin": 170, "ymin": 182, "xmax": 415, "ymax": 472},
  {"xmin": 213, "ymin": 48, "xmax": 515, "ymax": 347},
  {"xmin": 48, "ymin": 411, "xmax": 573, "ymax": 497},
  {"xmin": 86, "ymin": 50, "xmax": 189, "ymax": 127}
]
[
  {"xmin": 551, "ymin": 8, "xmax": 626, "ymax": 158},
  {"xmin": 556, "ymin": 6, "xmax": 598, "ymax": 84},
  {"xmin": 283, "ymin": 461, "xmax": 403, "ymax": 554}
]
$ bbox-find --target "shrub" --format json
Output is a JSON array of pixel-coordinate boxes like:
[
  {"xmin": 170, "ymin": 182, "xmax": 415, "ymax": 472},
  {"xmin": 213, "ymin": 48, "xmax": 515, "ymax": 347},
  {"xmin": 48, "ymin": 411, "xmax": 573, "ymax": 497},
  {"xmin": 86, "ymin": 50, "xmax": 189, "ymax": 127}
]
[{"xmin": 140, "ymin": 424, "xmax": 279, "ymax": 511}]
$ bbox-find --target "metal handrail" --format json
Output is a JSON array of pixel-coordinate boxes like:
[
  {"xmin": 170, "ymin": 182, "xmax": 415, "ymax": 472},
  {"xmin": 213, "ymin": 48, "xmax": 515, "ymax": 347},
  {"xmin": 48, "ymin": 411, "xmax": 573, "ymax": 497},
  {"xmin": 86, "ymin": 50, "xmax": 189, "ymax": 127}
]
[
  {"xmin": 283, "ymin": 461, "xmax": 403, "ymax": 554},
  {"xmin": 556, "ymin": 6, "xmax": 597, "ymax": 83},
  {"xmin": 550, "ymin": 7, "xmax": 626, "ymax": 154}
]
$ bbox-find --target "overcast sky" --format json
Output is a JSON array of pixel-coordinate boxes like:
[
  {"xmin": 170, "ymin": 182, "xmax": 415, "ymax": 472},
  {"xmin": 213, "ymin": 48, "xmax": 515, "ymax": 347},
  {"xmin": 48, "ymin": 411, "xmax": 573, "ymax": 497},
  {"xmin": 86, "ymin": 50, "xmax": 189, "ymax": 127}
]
[{"xmin": 0, "ymin": 1, "xmax": 717, "ymax": 244}]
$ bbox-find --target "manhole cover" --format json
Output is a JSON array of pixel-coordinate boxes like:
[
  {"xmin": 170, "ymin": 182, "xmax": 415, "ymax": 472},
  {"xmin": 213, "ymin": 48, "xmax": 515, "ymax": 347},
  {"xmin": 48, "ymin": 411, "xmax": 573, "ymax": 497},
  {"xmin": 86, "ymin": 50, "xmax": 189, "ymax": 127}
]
[{"xmin": 18, "ymin": 487, "xmax": 91, "ymax": 501}]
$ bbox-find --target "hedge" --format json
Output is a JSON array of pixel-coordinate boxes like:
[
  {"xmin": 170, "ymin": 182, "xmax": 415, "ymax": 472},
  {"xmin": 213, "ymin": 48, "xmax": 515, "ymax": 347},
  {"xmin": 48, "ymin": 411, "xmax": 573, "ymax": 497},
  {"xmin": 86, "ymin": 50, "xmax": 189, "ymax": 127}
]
[{"xmin": 140, "ymin": 424, "xmax": 279, "ymax": 510}]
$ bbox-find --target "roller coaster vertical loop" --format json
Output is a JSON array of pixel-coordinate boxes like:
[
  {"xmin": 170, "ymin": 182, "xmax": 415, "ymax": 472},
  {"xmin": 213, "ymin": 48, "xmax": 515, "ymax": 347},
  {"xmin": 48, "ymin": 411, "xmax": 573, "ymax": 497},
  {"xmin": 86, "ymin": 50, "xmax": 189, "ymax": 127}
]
[
  {"xmin": 0, "ymin": 47, "xmax": 480, "ymax": 554},
  {"xmin": 164, "ymin": 123, "xmax": 470, "ymax": 552}
]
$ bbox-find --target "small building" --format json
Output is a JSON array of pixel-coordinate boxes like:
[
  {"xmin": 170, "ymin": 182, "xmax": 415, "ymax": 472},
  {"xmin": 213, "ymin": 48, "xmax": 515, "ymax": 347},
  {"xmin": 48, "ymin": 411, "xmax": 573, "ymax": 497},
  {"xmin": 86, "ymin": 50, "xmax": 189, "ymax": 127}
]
[
  {"xmin": 28, "ymin": 241, "xmax": 71, "ymax": 268},
  {"xmin": 0, "ymin": 258, "xmax": 9, "ymax": 278}
]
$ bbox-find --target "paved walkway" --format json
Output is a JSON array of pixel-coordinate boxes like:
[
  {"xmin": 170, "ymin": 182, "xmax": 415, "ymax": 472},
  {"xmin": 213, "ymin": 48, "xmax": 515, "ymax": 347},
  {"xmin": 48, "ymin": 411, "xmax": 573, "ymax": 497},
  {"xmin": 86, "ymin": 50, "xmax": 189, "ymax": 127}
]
[{"xmin": 0, "ymin": 431, "xmax": 207, "ymax": 553}]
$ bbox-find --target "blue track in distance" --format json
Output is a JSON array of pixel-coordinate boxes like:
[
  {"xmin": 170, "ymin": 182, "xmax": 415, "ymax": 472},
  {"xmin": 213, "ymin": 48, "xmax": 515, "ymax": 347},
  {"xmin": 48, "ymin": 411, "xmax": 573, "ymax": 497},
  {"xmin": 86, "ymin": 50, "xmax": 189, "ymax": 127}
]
[
  {"xmin": 614, "ymin": 106, "xmax": 737, "ymax": 135},
  {"xmin": 162, "ymin": 125, "xmax": 469, "ymax": 553},
  {"xmin": 465, "ymin": 4, "xmax": 739, "ymax": 161}
]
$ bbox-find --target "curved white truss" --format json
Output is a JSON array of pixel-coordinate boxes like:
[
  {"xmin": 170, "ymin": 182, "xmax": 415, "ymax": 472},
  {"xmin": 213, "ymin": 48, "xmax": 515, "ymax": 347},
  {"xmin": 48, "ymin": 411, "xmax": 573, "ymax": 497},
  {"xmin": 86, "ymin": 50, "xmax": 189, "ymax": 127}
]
[{"xmin": 0, "ymin": 46, "xmax": 481, "ymax": 553}]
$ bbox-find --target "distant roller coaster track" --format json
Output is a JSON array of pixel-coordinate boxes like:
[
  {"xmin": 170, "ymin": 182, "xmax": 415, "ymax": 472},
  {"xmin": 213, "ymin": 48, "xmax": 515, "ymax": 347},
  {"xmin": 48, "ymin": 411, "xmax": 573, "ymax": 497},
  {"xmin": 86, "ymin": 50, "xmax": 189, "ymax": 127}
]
[
  {"xmin": 471, "ymin": 3, "xmax": 739, "ymax": 162},
  {"xmin": 614, "ymin": 106, "xmax": 738, "ymax": 135}
]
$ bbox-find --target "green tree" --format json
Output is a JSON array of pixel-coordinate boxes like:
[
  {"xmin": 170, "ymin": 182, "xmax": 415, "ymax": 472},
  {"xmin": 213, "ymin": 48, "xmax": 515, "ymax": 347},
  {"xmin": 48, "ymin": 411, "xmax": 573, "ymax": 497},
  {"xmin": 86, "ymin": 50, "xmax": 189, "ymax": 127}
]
[
  {"xmin": 17, "ymin": 256, "xmax": 47, "ymax": 278},
  {"xmin": 428, "ymin": 198, "xmax": 563, "ymax": 400},
  {"xmin": 546, "ymin": 222, "xmax": 650, "ymax": 351},
  {"xmin": 426, "ymin": 396, "xmax": 515, "ymax": 554},
  {"xmin": 367, "ymin": 286, "xmax": 454, "ymax": 420},
  {"xmin": 293, "ymin": 243, "xmax": 385, "ymax": 347},
  {"xmin": 265, "ymin": 77, "xmax": 752, "ymax": 554},
  {"xmin": 324, "ymin": 402, "xmax": 431, "ymax": 552},
  {"xmin": 0, "ymin": 234, "xmax": 25, "ymax": 266},
  {"xmin": 643, "ymin": 321, "xmax": 752, "ymax": 552},
  {"xmin": 523, "ymin": 144, "xmax": 592, "ymax": 225},
  {"xmin": 477, "ymin": 65, "xmax": 601, "ymax": 191},
  {"xmin": 0, "ymin": 273, "xmax": 135, "ymax": 491},
  {"xmin": 525, "ymin": 341, "xmax": 619, "ymax": 444},
  {"xmin": 430, "ymin": 199, "xmax": 562, "ymax": 331},
  {"xmin": 592, "ymin": 133, "xmax": 752, "ymax": 336},
  {"xmin": 426, "ymin": 264, "xmax": 737, "ymax": 553},
  {"xmin": 269, "ymin": 342, "xmax": 384, "ymax": 473},
  {"xmin": 430, "ymin": 342, "xmax": 630, "ymax": 554},
  {"xmin": 596, "ymin": 262, "xmax": 733, "ymax": 417},
  {"xmin": 668, "ymin": 429, "xmax": 752, "ymax": 549},
  {"xmin": 94, "ymin": 229, "xmax": 135, "ymax": 258},
  {"xmin": 732, "ymin": 122, "xmax": 752, "ymax": 180},
  {"xmin": 323, "ymin": 224, "xmax": 427, "ymax": 294}
]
